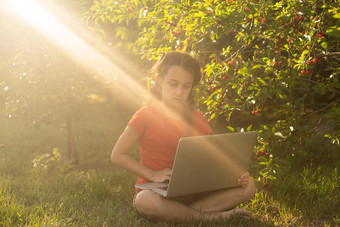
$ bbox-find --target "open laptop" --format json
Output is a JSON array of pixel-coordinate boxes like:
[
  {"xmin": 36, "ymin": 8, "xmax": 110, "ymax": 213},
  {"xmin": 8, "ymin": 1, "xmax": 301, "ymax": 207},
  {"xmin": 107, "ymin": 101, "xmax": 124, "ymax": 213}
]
[{"xmin": 135, "ymin": 131, "xmax": 258, "ymax": 198}]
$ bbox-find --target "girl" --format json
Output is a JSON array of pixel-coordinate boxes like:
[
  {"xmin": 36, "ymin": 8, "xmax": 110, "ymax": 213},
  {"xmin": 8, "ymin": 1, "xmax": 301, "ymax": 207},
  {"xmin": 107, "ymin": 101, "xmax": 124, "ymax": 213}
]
[{"xmin": 111, "ymin": 52, "xmax": 255, "ymax": 223}]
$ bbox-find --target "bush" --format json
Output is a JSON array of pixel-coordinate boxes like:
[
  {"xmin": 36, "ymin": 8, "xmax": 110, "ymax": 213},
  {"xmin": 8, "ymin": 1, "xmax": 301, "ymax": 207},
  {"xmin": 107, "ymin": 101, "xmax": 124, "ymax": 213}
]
[{"xmin": 86, "ymin": 0, "xmax": 340, "ymax": 184}]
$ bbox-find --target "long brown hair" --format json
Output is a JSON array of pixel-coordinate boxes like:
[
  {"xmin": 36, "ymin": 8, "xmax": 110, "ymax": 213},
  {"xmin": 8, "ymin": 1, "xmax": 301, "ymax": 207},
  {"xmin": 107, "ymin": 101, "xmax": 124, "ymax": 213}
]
[
  {"xmin": 150, "ymin": 52, "xmax": 202, "ymax": 111},
  {"xmin": 150, "ymin": 52, "xmax": 202, "ymax": 135}
]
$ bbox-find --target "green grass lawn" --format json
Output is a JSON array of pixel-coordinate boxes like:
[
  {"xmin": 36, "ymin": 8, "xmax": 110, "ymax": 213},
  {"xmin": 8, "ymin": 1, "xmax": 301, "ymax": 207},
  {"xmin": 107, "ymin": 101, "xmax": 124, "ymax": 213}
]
[{"xmin": 0, "ymin": 112, "xmax": 339, "ymax": 226}]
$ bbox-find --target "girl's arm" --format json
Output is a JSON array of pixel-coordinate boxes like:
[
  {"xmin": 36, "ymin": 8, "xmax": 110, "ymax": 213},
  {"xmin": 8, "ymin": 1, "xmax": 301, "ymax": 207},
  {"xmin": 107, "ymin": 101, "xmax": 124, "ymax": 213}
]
[{"xmin": 111, "ymin": 126, "xmax": 171, "ymax": 183}]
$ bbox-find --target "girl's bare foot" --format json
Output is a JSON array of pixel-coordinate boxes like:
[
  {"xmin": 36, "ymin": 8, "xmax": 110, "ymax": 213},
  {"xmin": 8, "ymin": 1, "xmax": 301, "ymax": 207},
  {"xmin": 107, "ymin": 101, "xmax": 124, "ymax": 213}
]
[
  {"xmin": 202, "ymin": 208, "xmax": 250, "ymax": 221},
  {"xmin": 221, "ymin": 208, "xmax": 250, "ymax": 219}
]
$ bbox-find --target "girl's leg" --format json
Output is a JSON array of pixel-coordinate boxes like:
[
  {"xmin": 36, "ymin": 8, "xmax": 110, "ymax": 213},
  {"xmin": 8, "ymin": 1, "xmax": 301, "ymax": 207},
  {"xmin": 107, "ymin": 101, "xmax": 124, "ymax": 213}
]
[
  {"xmin": 189, "ymin": 177, "xmax": 256, "ymax": 212},
  {"xmin": 133, "ymin": 179, "xmax": 255, "ymax": 223}
]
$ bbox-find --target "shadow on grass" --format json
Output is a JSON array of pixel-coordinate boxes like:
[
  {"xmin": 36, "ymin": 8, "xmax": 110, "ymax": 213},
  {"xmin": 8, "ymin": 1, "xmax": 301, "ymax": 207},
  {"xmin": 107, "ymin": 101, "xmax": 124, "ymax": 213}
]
[
  {"xmin": 133, "ymin": 215, "xmax": 272, "ymax": 227},
  {"xmin": 264, "ymin": 165, "xmax": 339, "ymax": 226}
]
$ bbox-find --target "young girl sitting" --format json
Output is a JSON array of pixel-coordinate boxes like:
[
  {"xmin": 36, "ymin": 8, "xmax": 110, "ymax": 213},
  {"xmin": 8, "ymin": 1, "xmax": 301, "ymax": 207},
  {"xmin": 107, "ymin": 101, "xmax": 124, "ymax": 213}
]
[{"xmin": 111, "ymin": 52, "xmax": 255, "ymax": 223}]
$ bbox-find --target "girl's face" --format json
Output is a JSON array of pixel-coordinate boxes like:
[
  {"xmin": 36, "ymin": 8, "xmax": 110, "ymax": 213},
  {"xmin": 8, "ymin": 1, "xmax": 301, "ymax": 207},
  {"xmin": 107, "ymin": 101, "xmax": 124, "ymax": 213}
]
[{"xmin": 160, "ymin": 65, "xmax": 194, "ymax": 109}]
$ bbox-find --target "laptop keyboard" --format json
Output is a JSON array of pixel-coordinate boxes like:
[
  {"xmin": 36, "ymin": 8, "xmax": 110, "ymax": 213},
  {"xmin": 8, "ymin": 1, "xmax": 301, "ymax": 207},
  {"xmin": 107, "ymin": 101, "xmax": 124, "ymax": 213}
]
[{"xmin": 159, "ymin": 186, "xmax": 168, "ymax": 190}]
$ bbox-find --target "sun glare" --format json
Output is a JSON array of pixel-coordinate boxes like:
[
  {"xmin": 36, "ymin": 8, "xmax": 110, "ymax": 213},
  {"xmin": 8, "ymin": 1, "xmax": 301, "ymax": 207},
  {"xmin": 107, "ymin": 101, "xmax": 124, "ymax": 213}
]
[
  {"xmin": 6, "ymin": 0, "xmax": 149, "ymax": 107},
  {"xmin": 7, "ymin": 0, "xmax": 54, "ymax": 31},
  {"xmin": 5, "ymin": 0, "xmax": 249, "ymax": 182}
]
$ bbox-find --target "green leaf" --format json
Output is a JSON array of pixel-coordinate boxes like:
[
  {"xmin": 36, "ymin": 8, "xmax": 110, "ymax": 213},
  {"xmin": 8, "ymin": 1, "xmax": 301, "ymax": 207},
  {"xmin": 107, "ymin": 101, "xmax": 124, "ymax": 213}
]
[
  {"xmin": 252, "ymin": 64, "xmax": 265, "ymax": 70},
  {"xmin": 226, "ymin": 126, "xmax": 234, "ymax": 132},
  {"xmin": 257, "ymin": 77, "xmax": 266, "ymax": 85},
  {"xmin": 267, "ymin": 175, "xmax": 277, "ymax": 180},
  {"xmin": 259, "ymin": 161, "xmax": 269, "ymax": 165},
  {"xmin": 278, "ymin": 92, "xmax": 286, "ymax": 99}
]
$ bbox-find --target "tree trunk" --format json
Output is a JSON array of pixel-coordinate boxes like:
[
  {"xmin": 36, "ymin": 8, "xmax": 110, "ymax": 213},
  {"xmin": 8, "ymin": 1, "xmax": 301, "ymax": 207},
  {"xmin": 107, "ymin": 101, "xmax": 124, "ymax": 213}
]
[{"xmin": 66, "ymin": 114, "xmax": 79, "ymax": 166}]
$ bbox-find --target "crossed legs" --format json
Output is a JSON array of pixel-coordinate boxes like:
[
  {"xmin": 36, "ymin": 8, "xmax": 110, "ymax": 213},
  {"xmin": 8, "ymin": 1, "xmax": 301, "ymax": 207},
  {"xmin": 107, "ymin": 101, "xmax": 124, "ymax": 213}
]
[{"xmin": 133, "ymin": 178, "xmax": 256, "ymax": 223}]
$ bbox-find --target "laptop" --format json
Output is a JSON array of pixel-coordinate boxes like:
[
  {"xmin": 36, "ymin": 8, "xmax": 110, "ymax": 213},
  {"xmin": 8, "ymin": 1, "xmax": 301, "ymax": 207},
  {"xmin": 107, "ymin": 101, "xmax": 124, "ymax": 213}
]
[{"xmin": 135, "ymin": 131, "xmax": 258, "ymax": 198}]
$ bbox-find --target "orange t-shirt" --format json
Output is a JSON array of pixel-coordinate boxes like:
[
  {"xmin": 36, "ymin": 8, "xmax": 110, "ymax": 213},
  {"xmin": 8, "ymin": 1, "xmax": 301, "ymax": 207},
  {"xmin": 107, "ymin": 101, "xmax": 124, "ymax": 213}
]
[{"xmin": 128, "ymin": 102, "xmax": 212, "ymax": 188}]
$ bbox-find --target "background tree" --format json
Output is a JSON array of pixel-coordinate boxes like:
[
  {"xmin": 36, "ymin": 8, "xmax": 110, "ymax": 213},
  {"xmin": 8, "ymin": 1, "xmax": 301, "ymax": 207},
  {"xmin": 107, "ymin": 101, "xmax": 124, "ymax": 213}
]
[
  {"xmin": 0, "ymin": 0, "xmax": 131, "ymax": 165},
  {"xmin": 86, "ymin": 0, "xmax": 339, "ymax": 184},
  {"xmin": 1, "ymin": 12, "xmax": 83, "ymax": 164}
]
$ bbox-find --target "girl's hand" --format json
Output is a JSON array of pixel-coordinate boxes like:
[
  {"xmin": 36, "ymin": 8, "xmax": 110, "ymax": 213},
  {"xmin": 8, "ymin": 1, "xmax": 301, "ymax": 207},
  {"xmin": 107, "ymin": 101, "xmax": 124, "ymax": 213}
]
[
  {"xmin": 237, "ymin": 171, "xmax": 250, "ymax": 187},
  {"xmin": 149, "ymin": 168, "xmax": 172, "ymax": 183}
]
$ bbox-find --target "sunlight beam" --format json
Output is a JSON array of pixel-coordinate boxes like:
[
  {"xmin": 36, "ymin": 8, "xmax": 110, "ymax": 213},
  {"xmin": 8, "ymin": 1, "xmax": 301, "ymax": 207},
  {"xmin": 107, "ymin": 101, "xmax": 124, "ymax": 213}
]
[
  {"xmin": 6, "ymin": 0, "xmax": 254, "ymax": 179},
  {"xmin": 6, "ymin": 0, "xmax": 150, "ymax": 107}
]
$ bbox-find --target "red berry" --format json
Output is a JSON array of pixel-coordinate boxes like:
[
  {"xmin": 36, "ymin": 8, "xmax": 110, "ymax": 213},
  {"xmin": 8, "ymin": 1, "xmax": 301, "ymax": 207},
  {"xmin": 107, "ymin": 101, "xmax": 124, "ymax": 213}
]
[
  {"xmin": 262, "ymin": 19, "xmax": 267, "ymax": 23},
  {"xmin": 314, "ymin": 17, "xmax": 319, "ymax": 21},
  {"xmin": 187, "ymin": 37, "xmax": 192, "ymax": 41},
  {"xmin": 313, "ymin": 58, "xmax": 317, "ymax": 63},
  {"xmin": 208, "ymin": 85, "xmax": 218, "ymax": 92},
  {"xmin": 222, "ymin": 74, "xmax": 229, "ymax": 81},
  {"xmin": 287, "ymin": 38, "xmax": 291, "ymax": 42},
  {"xmin": 254, "ymin": 0, "xmax": 259, "ymax": 2},
  {"xmin": 301, "ymin": 70, "xmax": 306, "ymax": 74},
  {"xmin": 245, "ymin": 7, "xmax": 250, "ymax": 11},
  {"xmin": 257, "ymin": 17, "xmax": 262, "ymax": 22},
  {"xmin": 229, "ymin": 61, "xmax": 234, "ymax": 65},
  {"xmin": 228, "ymin": 29, "xmax": 237, "ymax": 34},
  {"xmin": 294, "ymin": 16, "xmax": 299, "ymax": 21},
  {"xmin": 307, "ymin": 61, "xmax": 311, "ymax": 65}
]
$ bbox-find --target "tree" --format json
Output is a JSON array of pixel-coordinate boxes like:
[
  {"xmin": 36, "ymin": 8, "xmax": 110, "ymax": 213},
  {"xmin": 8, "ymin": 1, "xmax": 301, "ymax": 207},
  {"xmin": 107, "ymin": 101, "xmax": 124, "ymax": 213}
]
[
  {"xmin": 87, "ymin": 0, "xmax": 340, "ymax": 183},
  {"xmin": 0, "ymin": 0, "xmax": 115, "ymax": 165}
]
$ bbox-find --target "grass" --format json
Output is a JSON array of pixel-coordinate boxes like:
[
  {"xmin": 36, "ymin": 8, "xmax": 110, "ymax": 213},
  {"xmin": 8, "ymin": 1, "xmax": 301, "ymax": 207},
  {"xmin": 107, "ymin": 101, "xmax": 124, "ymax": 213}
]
[{"xmin": 0, "ymin": 107, "xmax": 339, "ymax": 226}]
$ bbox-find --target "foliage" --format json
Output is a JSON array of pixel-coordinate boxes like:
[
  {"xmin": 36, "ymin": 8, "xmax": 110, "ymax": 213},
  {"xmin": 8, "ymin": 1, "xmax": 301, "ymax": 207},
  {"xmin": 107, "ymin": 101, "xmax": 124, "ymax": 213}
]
[
  {"xmin": 32, "ymin": 148, "xmax": 64, "ymax": 172},
  {"xmin": 1, "ymin": 1, "xmax": 89, "ymax": 124},
  {"xmin": 0, "ymin": 0, "xmax": 126, "ymax": 163},
  {"xmin": 86, "ymin": 0, "xmax": 340, "ymax": 184}
]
